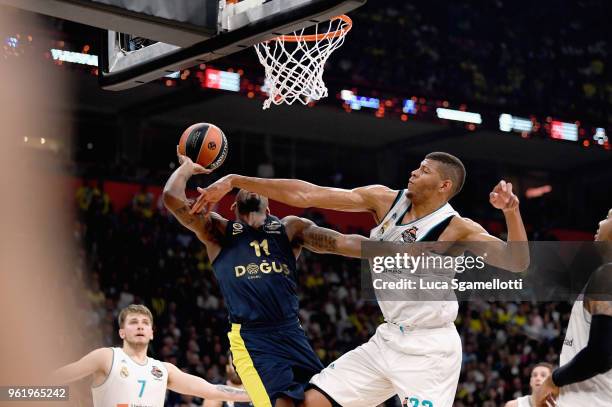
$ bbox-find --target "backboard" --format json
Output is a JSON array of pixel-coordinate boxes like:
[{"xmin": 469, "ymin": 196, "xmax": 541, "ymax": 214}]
[
  {"xmin": 100, "ymin": 0, "xmax": 365, "ymax": 90},
  {"xmin": 2, "ymin": 0, "xmax": 365, "ymax": 90}
]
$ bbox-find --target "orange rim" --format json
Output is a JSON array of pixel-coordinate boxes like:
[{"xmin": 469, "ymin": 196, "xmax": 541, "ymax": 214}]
[{"xmin": 274, "ymin": 15, "xmax": 352, "ymax": 42}]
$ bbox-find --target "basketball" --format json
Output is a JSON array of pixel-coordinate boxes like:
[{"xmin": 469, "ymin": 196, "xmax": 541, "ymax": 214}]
[{"xmin": 178, "ymin": 123, "xmax": 228, "ymax": 170}]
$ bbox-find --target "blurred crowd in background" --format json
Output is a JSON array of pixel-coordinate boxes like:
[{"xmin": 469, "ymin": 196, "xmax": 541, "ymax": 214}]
[
  {"xmin": 330, "ymin": 0, "xmax": 609, "ymax": 123},
  {"xmin": 75, "ymin": 182, "xmax": 571, "ymax": 406}
]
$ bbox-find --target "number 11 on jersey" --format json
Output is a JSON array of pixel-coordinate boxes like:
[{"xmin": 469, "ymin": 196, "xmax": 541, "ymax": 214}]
[{"xmin": 250, "ymin": 239, "xmax": 270, "ymax": 257}]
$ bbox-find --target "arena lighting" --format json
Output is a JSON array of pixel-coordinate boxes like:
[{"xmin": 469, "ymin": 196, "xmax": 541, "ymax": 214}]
[
  {"xmin": 50, "ymin": 49, "xmax": 98, "ymax": 66},
  {"xmin": 593, "ymin": 128, "xmax": 608, "ymax": 145},
  {"xmin": 550, "ymin": 121, "xmax": 578, "ymax": 141},
  {"xmin": 436, "ymin": 108, "xmax": 482, "ymax": 124},
  {"xmin": 164, "ymin": 71, "xmax": 180, "ymax": 78},
  {"xmin": 402, "ymin": 99, "xmax": 417, "ymax": 114},
  {"xmin": 340, "ymin": 90, "xmax": 380, "ymax": 110},
  {"xmin": 204, "ymin": 68, "xmax": 240, "ymax": 92},
  {"xmin": 499, "ymin": 113, "xmax": 533, "ymax": 133},
  {"xmin": 525, "ymin": 185, "xmax": 552, "ymax": 199}
]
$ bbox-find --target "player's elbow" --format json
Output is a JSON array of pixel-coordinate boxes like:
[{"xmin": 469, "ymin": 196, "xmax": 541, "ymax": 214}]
[
  {"xmin": 162, "ymin": 190, "xmax": 180, "ymax": 210},
  {"xmin": 507, "ymin": 244, "xmax": 530, "ymax": 273},
  {"xmin": 342, "ymin": 235, "xmax": 366, "ymax": 259},
  {"xmin": 510, "ymin": 256, "xmax": 530, "ymax": 273}
]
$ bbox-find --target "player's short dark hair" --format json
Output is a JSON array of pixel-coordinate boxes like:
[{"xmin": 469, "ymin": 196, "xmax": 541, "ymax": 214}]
[{"xmin": 425, "ymin": 152, "xmax": 466, "ymax": 197}]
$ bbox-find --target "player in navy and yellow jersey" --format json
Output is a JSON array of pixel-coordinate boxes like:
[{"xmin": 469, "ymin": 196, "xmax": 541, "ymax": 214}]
[{"xmin": 163, "ymin": 151, "xmax": 367, "ymax": 407}]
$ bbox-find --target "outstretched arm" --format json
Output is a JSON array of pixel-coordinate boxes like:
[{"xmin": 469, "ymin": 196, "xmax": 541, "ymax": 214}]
[
  {"xmin": 51, "ymin": 348, "xmax": 111, "ymax": 384},
  {"xmin": 284, "ymin": 216, "xmax": 367, "ymax": 258},
  {"xmin": 191, "ymin": 174, "xmax": 396, "ymax": 220},
  {"xmin": 165, "ymin": 363, "xmax": 251, "ymax": 402},
  {"xmin": 459, "ymin": 180, "xmax": 529, "ymax": 272},
  {"xmin": 162, "ymin": 151, "xmax": 226, "ymax": 245}
]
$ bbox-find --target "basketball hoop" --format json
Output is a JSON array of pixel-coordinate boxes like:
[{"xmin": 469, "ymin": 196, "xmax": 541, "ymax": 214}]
[{"xmin": 254, "ymin": 15, "xmax": 352, "ymax": 109}]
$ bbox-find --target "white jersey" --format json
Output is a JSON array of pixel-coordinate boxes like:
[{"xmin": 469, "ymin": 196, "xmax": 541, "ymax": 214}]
[
  {"xmin": 516, "ymin": 395, "xmax": 532, "ymax": 407},
  {"xmin": 369, "ymin": 190, "xmax": 459, "ymax": 328},
  {"xmin": 92, "ymin": 347, "xmax": 168, "ymax": 407},
  {"xmin": 558, "ymin": 300, "xmax": 612, "ymax": 406}
]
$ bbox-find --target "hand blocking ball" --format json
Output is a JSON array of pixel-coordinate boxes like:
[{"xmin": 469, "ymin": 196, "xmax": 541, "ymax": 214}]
[{"xmin": 178, "ymin": 123, "xmax": 228, "ymax": 170}]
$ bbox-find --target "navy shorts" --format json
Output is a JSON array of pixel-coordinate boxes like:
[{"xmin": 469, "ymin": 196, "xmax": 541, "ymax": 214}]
[{"xmin": 228, "ymin": 319, "xmax": 324, "ymax": 407}]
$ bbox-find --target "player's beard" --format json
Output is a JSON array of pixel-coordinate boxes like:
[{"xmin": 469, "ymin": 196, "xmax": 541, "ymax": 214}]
[{"xmin": 237, "ymin": 197, "xmax": 262, "ymax": 214}]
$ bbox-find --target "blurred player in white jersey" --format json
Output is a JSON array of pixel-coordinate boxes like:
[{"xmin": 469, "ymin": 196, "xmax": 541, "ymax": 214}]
[
  {"xmin": 535, "ymin": 208, "xmax": 612, "ymax": 407},
  {"xmin": 505, "ymin": 363, "xmax": 554, "ymax": 407},
  {"xmin": 53, "ymin": 304, "xmax": 251, "ymax": 407},
  {"xmin": 192, "ymin": 152, "xmax": 529, "ymax": 407}
]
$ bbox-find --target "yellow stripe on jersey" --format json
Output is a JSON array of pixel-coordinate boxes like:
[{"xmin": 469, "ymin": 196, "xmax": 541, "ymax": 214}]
[{"xmin": 228, "ymin": 324, "xmax": 271, "ymax": 407}]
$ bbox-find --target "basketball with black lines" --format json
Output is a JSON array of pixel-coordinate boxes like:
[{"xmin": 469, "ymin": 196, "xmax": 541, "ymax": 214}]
[{"xmin": 178, "ymin": 123, "xmax": 228, "ymax": 170}]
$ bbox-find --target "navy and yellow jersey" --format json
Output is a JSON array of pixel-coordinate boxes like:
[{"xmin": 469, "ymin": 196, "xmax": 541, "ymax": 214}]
[
  {"xmin": 229, "ymin": 320, "xmax": 324, "ymax": 406},
  {"xmin": 212, "ymin": 215, "xmax": 299, "ymax": 325}
]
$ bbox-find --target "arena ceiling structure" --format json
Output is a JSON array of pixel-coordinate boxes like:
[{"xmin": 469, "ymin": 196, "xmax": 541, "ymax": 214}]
[
  {"xmin": 2, "ymin": 0, "xmax": 609, "ymax": 174},
  {"xmin": 63, "ymin": 70, "xmax": 612, "ymax": 172}
]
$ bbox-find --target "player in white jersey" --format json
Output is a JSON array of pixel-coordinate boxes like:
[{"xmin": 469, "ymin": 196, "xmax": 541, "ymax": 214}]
[
  {"xmin": 535, "ymin": 208, "xmax": 612, "ymax": 407},
  {"xmin": 191, "ymin": 152, "xmax": 529, "ymax": 407},
  {"xmin": 53, "ymin": 304, "xmax": 251, "ymax": 407},
  {"xmin": 505, "ymin": 363, "xmax": 554, "ymax": 407}
]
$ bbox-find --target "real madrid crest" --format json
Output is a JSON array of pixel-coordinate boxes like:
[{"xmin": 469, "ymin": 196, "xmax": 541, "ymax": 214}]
[
  {"xmin": 379, "ymin": 220, "xmax": 391, "ymax": 236},
  {"xmin": 379, "ymin": 212, "xmax": 398, "ymax": 238},
  {"xmin": 120, "ymin": 366, "xmax": 129, "ymax": 378},
  {"xmin": 401, "ymin": 226, "xmax": 418, "ymax": 243}
]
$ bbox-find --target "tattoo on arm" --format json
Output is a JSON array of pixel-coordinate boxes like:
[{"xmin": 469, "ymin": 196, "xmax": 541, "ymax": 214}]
[
  {"xmin": 215, "ymin": 385, "xmax": 248, "ymax": 396},
  {"xmin": 174, "ymin": 205, "xmax": 198, "ymax": 226},
  {"xmin": 304, "ymin": 229, "xmax": 338, "ymax": 252}
]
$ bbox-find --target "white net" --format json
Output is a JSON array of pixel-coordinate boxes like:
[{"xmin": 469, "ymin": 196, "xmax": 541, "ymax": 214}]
[{"xmin": 254, "ymin": 15, "xmax": 352, "ymax": 109}]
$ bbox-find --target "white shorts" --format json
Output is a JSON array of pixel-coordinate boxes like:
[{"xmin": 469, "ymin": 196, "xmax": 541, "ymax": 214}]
[{"xmin": 310, "ymin": 322, "xmax": 462, "ymax": 407}]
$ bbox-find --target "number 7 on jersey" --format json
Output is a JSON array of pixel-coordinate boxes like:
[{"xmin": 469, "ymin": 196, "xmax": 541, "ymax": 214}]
[{"xmin": 137, "ymin": 380, "xmax": 146, "ymax": 397}]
